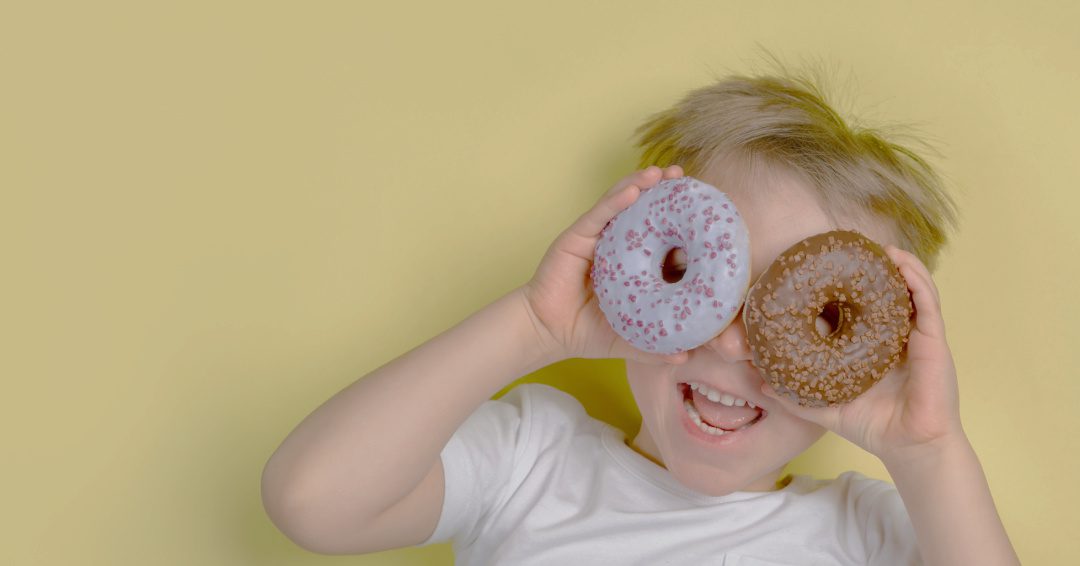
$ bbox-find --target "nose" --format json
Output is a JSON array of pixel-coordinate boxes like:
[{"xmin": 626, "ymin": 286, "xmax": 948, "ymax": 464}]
[{"xmin": 704, "ymin": 308, "xmax": 753, "ymax": 363}]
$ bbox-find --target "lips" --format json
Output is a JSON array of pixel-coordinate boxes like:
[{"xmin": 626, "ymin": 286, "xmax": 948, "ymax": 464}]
[{"xmin": 678, "ymin": 383, "xmax": 765, "ymax": 432}]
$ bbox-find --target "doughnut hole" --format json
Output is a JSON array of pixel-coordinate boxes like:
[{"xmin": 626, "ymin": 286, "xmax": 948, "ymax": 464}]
[
  {"xmin": 815, "ymin": 301, "xmax": 847, "ymax": 338},
  {"xmin": 660, "ymin": 247, "xmax": 688, "ymax": 283}
]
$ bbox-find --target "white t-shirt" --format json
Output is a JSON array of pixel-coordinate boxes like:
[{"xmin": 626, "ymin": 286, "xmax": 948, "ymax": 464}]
[{"xmin": 420, "ymin": 383, "xmax": 921, "ymax": 565}]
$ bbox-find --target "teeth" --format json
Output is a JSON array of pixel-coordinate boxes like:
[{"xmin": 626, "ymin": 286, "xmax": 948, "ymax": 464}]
[
  {"xmin": 684, "ymin": 399, "xmax": 727, "ymax": 435},
  {"xmin": 684, "ymin": 399, "xmax": 760, "ymax": 435},
  {"xmin": 687, "ymin": 382, "xmax": 755, "ymax": 409}
]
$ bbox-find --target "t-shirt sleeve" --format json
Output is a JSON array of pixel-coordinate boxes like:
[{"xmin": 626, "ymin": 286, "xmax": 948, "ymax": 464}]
[
  {"xmin": 418, "ymin": 383, "xmax": 586, "ymax": 548},
  {"xmin": 849, "ymin": 473, "xmax": 923, "ymax": 565},
  {"xmin": 417, "ymin": 390, "xmax": 526, "ymax": 547}
]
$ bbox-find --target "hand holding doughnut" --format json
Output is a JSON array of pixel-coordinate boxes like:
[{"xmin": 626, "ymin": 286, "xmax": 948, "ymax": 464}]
[
  {"xmin": 523, "ymin": 166, "xmax": 691, "ymax": 366},
  {"xmin": 754, "ymin": 244, "xmax": 965, "ymax": 466}
]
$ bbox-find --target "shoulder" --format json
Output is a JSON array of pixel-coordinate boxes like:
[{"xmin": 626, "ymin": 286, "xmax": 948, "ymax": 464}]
[
  {"xmin": 833, "ymin": 471, "xmax": 905, "ymax": 509},
  {"xmin": 496, "ymin": 383, "xmax": 609, "ymax": 454},
  {"xmin": 831, "ymin": 470, "xmax": 898, "ymax": 494},
  {"xmin": 790, "ymin": 472, "xmax": 909, "ymax": 530},
  {"xmin": 788, "ymin": 470, "xmax": 895, "ymax": 497},
  {"xmin": 455, "ymin": 383, "xmax": 600, "ymax": 457},
  {"xmin": 815, "ymin": 471, "xmax": 906, "ymax": 516},
  {"xmin": 457, "ymin": 382, "xmax": 585, "ymax": 427},
  {"xmin": 495, "ymin": 382, "xmax": 591, "ymax": 420},
  {"xmin": 827, "ymin": 472, "xmax": 919, "ymax": 563}
]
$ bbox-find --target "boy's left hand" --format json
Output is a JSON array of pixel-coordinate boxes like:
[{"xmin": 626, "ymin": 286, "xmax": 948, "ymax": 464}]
[{"xmin": 757, "ymin": 246, "xmax": 967, "ymax": 464}]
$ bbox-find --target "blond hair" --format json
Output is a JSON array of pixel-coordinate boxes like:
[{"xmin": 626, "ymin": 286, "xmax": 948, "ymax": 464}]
[{"xmin": 632, "ymin": 72, "xmax": 958, "ymax": 271}]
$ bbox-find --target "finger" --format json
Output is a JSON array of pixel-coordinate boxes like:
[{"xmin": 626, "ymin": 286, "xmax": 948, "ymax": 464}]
[
  {"xmin": 548, "ymin": 167, "xmax": 681, "ymax": 278},
  {"xmin": 604, "ymin": 165, "xmax": 664, "ymax": 198},
  {"xmin": 883, "ymin": 246, "xmax": 946, "ymax": 339},
  {"xmin": 898, "ymin": 261, "xmax": 947, "ymax": 340},
  {"xmin": 554, "ymin": 183, "xmax": 641, "ymax": 263},
  {"xmin": 884, "ymin": 245, "xmax": 940, "ymax": 308},
  {"xmin": 592, "ymin": 165, "xmax": 685, "ymax": 232},
  {"xmin": 661, "ymin": 164, "xmax": 685, "ymax": 180}
]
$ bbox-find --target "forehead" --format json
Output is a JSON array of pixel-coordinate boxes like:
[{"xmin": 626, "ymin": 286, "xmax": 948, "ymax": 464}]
[
  {"xmin": 698, "ymin": 159, "xmax": 899, "ymax": 281},
  {"xmin": 698, "ymin": 165, "xmax": 831, "ymax": 280}
]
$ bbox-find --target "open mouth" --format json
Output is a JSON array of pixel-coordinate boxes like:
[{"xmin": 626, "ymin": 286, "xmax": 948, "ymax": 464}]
[{"xmin": 678, "ymin": 382, "xmax": 766, "ymax": 437}]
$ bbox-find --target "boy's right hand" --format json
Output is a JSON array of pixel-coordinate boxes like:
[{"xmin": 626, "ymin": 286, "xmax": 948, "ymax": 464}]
[{"xmin": 520, "ymin": 166, "xmax": 689, "ymax": 367}]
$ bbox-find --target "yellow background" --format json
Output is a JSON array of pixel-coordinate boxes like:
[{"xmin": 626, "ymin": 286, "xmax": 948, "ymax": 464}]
[{"xmin": 4, "ymin": 1, "xmax": 1078, "ymax": 564}]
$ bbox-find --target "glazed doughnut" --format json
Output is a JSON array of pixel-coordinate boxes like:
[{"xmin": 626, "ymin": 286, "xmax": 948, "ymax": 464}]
[
  {"xmin": 743, "ymin": 230, "xmax": 913, "ymax": 407},
  {"xmin": 591, "ymin": 177, "xmax": 751, "ymax": 354}
]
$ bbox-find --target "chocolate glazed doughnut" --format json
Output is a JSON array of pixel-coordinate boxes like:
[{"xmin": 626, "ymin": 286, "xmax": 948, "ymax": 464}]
[{"xmin": 743, "ymin": 231, "xmax": 913, "ymax": 407}]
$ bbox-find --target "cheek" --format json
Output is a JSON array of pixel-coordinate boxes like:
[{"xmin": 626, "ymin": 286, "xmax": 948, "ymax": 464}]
[
  {"xmin": 770, "ymin": 410, "xmax": 828, "ymax": 449},
  {"xmin": 625, "ymin": 362, "xmax": 675, "ymax": 417}
]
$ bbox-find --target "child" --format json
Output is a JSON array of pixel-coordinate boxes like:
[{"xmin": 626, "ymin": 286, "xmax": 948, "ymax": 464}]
[{"xmin": 261, "ymin": 73, "xmax": 1020, "ymax": 564}]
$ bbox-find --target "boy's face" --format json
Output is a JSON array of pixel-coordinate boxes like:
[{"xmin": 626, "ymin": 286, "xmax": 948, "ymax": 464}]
[{"xmin": 624, "ymin": 162, "xmax": 898, "ymax": 496}]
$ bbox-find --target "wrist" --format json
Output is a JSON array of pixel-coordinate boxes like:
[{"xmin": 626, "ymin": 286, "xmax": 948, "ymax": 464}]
[
  {"xmin": 880, "ymin": 432, "xmax": 1020, "ymax": 565},
  {"xmin": 510, "ymin": 286, "xmax": 568, "ymax": 370},
  {"xmin": 880, "ymin": 430, "xmax": 972, "ymax": 476}
]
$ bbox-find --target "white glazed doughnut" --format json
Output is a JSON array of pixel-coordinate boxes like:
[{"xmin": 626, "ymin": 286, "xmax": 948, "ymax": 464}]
[{"xmin": 591, "ymin": 176, "xmax": 752, "ymax": 354}]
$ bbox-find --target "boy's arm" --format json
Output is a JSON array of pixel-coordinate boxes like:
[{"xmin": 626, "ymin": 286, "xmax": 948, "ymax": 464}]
[
  {"xmin": 883, "ymin": 435, "xmax": 1020, "ymax": 565},
  {"xmin": 260, "ymin": 288, "xmax": 557, "ymax": 554},
  {"xmin": 758, "ymin": 246, "xmax": 1020, "ymax": 565},
  {"xmin": 260, "ymin": 166, "xmax": 688, "ymax": 555}
]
